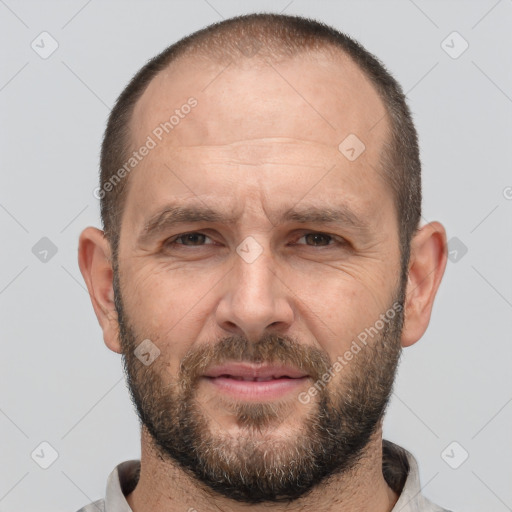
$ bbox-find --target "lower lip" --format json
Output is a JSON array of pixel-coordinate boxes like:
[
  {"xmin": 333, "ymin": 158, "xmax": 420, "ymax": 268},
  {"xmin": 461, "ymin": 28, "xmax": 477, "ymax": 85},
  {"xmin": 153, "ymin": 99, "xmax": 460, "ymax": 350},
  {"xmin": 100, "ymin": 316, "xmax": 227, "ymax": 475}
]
[{"xmin": 202, "ymin": 376, "xmax": 310, "ymax": 401}]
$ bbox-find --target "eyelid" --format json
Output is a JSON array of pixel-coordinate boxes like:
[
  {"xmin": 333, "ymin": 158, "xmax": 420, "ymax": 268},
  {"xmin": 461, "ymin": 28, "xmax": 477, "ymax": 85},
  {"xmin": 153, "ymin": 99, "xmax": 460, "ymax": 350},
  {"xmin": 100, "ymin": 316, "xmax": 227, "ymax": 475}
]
[
  {"xmin": 165, "ymin": 232, "xmax": 216, "ymax": 246},
  {"xmin": 293, "ymin": 234, "xmax": 349, "ymax": 250},
  {"xmin": 164, "ymin": 230, "xmax": 347, "ymax": 248},
  {"xmin": 293, "ymin": 231, "xmax": 343, "ymax": 243}
]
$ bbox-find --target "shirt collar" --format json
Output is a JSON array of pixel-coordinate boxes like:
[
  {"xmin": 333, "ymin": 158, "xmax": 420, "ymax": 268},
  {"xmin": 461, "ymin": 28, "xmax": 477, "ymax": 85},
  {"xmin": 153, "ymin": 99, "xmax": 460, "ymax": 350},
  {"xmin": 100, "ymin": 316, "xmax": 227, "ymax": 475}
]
[
  {"xmin": 104, "ymin": 459, "xmax": 140, "ymax": 512},
  {"xmin": 384, "ymin": 440, "xmax": 445, "ymax": 511}
]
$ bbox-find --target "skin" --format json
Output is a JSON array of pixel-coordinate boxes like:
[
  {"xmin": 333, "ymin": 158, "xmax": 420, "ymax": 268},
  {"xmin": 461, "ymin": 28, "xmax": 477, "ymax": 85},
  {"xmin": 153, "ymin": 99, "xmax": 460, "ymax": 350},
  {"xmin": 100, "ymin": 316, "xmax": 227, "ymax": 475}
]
[{"xmin": 78, "ymin": 48, "xmax": 447, "ymax": 512}]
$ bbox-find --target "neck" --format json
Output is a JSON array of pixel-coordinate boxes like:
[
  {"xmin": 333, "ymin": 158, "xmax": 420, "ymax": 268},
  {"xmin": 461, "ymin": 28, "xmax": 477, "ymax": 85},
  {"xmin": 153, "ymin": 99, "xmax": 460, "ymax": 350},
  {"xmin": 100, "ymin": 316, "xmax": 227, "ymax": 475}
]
[{"xmin": 126, "ymin": 425, "xmax": 398, "ymax": 512}]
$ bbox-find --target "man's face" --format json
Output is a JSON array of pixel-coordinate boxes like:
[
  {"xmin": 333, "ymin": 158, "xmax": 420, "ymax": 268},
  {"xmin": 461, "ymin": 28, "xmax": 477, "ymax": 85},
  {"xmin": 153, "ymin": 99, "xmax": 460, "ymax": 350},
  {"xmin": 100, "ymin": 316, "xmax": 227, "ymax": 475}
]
[{"xmin": 114, "ymin": 50, "xmax": 404, "ymax": 502}]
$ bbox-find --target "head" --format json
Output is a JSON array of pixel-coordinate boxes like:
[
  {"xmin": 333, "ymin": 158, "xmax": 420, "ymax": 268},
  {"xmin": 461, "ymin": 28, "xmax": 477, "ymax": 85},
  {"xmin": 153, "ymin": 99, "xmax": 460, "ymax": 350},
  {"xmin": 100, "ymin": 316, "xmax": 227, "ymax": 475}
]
[{"xmin": 79, "ymin": 13, "xmax": 447, "ymax": 504}]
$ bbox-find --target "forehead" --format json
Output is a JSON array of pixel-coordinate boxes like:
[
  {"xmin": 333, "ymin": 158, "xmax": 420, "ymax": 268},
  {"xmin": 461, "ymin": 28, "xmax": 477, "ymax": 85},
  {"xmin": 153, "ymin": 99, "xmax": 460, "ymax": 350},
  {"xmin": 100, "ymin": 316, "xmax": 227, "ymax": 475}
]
[
  {"xmin": 131, "ymin": 49, "xmax": 388, "ymax": 149},
  {"xmin": 124, "ymin": 49, "xmax": 392, "ymax": 231}
]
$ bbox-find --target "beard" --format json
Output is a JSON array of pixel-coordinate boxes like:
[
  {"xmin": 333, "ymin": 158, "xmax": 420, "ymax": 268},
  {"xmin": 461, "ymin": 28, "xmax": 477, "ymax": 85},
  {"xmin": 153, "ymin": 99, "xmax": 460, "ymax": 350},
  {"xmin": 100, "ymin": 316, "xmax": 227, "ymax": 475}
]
[{"xmin": 113, "ymin": 267, "xmax": 405, "ymax": 504}]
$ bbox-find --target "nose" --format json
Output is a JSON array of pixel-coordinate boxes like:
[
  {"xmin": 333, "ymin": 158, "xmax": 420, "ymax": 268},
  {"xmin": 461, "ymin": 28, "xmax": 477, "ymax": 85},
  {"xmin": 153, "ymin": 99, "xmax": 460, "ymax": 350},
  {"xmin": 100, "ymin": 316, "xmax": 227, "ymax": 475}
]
[{"xmin": 215, "ymin": 241, "xmax": 294, "ymax": 341}]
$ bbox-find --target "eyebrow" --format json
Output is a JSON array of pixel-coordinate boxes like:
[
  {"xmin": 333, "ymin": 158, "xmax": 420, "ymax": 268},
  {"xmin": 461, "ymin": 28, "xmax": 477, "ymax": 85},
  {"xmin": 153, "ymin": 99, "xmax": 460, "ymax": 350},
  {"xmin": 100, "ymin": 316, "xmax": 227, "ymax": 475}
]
[{"xmin": 137, "ymin": 203, "xmax": 372, "ymax": 245}]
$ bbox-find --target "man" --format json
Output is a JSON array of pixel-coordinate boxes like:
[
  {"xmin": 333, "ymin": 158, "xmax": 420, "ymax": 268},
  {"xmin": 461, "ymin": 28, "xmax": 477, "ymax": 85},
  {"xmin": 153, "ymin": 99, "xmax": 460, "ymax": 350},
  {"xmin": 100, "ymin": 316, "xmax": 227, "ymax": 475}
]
[{"xmin": 77, "ymin": 12, "xmax": 450, "ymax": 512}]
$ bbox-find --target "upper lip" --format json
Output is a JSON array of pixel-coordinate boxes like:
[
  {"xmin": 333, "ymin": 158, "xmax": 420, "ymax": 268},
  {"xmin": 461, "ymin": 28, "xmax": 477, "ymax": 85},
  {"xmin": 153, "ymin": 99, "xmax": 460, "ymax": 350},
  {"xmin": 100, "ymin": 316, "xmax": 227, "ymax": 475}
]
[{"xmin": 203, "ymin": 362, "xmax": 308, "ymax": 380}]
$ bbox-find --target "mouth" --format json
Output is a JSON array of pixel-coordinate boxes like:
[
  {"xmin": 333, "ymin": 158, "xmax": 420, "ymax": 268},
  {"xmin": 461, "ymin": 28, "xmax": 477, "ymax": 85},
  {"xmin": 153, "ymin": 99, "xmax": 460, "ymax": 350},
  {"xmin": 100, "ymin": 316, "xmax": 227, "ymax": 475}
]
[{"xmin": 202, "ymin": 362, "xmax": 310, "ymax": 400}]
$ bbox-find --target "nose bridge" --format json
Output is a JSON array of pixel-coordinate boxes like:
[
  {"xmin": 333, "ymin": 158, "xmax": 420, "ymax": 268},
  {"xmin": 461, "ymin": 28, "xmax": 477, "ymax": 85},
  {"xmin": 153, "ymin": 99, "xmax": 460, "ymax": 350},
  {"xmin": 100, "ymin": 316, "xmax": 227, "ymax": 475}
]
[
  {"xmin": 236, "ymin": 238, "xmax": 275, "ymax": 303},
  {"xmin": 215, "ymin": 235, "xmax": 293, "ymax": 338}
]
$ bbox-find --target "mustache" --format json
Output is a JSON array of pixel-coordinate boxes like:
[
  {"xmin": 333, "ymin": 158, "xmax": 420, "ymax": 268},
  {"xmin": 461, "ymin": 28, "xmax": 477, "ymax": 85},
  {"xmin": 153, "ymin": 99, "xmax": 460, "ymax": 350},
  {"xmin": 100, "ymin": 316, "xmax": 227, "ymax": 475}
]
[{"xmin": 177, "ymin": 333, "xmax": 332, "ymax": 391}]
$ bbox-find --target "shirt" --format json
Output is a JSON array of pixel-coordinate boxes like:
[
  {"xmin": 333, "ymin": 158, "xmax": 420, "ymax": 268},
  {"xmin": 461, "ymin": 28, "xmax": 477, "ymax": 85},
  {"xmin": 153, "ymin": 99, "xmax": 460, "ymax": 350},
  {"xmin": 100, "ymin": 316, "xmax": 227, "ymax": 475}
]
[{"xmin": 75, "ymin": 440, "xmax": 452, "ymax": 512}]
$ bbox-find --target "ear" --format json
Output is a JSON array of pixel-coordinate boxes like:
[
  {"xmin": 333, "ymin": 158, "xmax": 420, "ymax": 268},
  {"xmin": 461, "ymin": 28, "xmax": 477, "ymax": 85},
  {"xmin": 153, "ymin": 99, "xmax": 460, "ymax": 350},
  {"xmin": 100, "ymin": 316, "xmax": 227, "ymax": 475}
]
[
  {"xmin": 400, "ymin": 221, "xmax": 448, "ymax": 348},
  {"xmin": 78, "ymin": 227, "xmax": 122, "ymax": 354}
]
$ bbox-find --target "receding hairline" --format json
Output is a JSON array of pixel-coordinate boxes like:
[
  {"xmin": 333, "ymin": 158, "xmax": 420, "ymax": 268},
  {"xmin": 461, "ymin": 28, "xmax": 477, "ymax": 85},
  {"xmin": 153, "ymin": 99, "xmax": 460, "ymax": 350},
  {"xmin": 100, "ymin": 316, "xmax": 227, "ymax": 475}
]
[
  {"xmin": 126, "ymin": 40, "xmax": 392, "ymax": 163},
  {"xmin": 121, "ymin": 12, "xmax": 396, "ymax": 170},
  {"xmin": 117, "ymin": 40, "xmax": 395, "ymax": 255}
]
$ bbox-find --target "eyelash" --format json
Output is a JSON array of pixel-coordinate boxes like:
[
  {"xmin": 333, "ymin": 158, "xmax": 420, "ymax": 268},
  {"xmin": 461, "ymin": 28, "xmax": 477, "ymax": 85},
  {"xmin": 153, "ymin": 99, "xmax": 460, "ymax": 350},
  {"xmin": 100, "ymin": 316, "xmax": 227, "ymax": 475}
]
[{"xmin": 163, "ymin": 231, "xmax": 347, "ymax": 249}]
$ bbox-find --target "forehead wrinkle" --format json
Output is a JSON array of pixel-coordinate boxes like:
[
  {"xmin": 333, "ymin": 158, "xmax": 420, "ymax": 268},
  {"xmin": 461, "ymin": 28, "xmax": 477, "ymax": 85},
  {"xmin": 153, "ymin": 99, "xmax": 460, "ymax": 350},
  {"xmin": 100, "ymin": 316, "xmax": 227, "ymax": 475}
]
[
  {"xmin": 170, "ymin": 136, "xmax": 335, "ymax": 149},
  {"xmin": 136, "ymin": 138, "xmax": 345, "ymax": 172}
]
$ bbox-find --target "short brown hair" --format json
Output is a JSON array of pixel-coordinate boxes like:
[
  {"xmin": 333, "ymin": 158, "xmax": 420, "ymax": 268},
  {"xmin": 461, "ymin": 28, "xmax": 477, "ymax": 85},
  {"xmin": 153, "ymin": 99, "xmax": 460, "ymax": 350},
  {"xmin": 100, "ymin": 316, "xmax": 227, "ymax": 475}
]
[{"xmin": 100, "ymin": 13, "xmax": 421, "ymax": 281}]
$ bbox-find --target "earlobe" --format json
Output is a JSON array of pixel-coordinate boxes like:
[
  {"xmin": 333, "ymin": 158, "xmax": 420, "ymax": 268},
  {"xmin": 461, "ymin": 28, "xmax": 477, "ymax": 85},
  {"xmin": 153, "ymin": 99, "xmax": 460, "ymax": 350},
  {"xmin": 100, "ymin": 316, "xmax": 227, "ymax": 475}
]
[
  {"xmin": 400, "ymin": 221, "xmax": 448, "ymax": 348},
  {"xmin": 78, "ymin": 227, "xmax": 122, "ymax": 354}
]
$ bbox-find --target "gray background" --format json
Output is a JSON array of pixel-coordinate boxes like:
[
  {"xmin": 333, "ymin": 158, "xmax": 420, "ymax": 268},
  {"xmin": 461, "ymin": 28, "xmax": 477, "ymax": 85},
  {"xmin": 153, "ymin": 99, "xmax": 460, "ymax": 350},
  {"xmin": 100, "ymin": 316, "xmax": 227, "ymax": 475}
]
[{"xmin": 1, "ymin": 0, "xmax": 511, "ymax": 510}]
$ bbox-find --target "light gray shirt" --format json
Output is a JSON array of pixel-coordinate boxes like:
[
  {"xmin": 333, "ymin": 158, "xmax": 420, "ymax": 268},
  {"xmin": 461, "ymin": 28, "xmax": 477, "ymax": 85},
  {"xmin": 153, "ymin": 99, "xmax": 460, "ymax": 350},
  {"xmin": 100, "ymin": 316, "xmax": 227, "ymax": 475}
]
[{"xmin": 76, "ymin": 440, "xmax": 452, "ymax": 512}]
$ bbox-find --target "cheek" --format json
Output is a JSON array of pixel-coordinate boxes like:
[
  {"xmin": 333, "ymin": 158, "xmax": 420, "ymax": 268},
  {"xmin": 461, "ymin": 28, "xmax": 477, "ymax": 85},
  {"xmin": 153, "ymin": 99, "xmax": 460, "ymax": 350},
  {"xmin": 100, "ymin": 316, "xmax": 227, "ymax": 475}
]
[
  {"xmin": 293, "ymin": 271, "xmax": 394, "ymax": 358},
  {"xmin": 121, "ymin": 264, "xmax": 218, "ymax": 361},
  {"xmin": 125, "ymin": 263, "xmax": 203, "ymax": 320}
]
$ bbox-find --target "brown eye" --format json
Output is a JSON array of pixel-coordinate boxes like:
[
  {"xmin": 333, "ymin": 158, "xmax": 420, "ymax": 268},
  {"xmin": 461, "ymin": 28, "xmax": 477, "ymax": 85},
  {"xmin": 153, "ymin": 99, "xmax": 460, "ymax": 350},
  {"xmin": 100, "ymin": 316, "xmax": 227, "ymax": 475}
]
[
  {"xmin": 178, "ymin": 233, "xmax": 207, "ymax": 245},
  {"xmin": 166, "ymin": 233, "xmax": 212, "ymax": 247},
  {"xmin": 294, "ymin": 232, "xmax": 338, "ymax": 247},
  {"xmin": 303, "ymin": 233, "xmax": 333, "ymax": 246}
]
